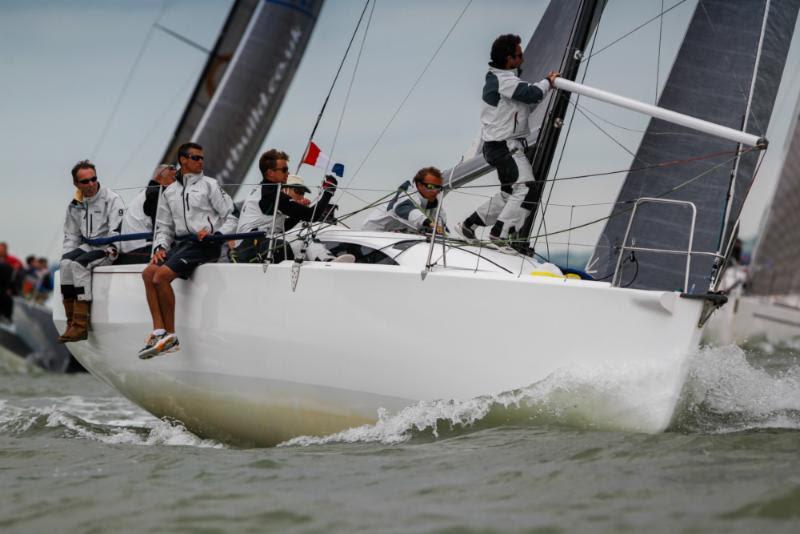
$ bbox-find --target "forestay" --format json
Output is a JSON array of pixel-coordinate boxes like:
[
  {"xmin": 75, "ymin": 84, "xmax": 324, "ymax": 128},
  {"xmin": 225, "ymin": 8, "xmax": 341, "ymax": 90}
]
[
  {"xmin": 161, "ymin": 0, "xmax": 324, "ymax": 198},
  {"xmin": 589, "ymin": 0, "xmax": 799, "ymax": 294}
]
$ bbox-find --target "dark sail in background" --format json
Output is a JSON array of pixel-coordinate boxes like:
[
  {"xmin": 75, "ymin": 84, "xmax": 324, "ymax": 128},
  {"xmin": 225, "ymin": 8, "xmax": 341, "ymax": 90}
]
[
  {"xmin": 447, "ymin": 0, "xmax": 603, "ymax": 189},
  {"xmin": 748, "ymin": 97, "xmax": 800, "ymax": 296},
  {"xmin": 161, "ymin": 0, "xmax": 324, "ymax": 198},
  {"xmin": 589, "ymin": 0, "xmax": 798, "ymax": 294}
]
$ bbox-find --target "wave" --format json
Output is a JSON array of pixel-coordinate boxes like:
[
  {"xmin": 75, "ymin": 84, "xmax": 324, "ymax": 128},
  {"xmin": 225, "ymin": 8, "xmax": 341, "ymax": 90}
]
[
  {"xmin": 0, "ymin": 396, "xmax": 223, "ymax": 448},
  {"xmin": 282, "ymin": 345, "xmax": 800, "ymax": 447}
]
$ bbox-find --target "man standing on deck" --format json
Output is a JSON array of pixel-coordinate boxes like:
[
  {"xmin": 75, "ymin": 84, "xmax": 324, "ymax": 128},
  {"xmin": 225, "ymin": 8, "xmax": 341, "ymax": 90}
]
[
  {"xmin": 58, "ymin": 160, "xmax": 125, "ymax": 342},
  {"xmin": 457, "ymin": 34, "xmax": 559, "ymax": 245},
  {"xmin": 117, "ymin": 164, "xmax": 177, "ymax": 264},
  {"xmin": 138, "ymin": 143, "xmax": 236, "ymax": 359}
]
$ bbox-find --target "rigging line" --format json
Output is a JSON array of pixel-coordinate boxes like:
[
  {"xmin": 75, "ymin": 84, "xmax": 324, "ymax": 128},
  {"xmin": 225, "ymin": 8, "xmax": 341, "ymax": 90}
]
[
  {"xmin": 525, "ymin": 150, "xmax": 750, "ymax": 241},
  {"xmin": 296, "ymin": 0, "xmax": 372, "ymax": 175},
  {"xmin": 527, "ymin": 11, "xmax": 604, "ymax": 269},
  {"xmin": 656, "ymin": 0, "xmax": 664, "ymax": 104},
  {"xmin": 110, "ymin": 69, "xmax": 198, "ymax": 186},
  {"xmin": 344, "ymin": 0, "xmax": 474, "ymax": 188},
  {"xmin": 153, "ymin": 22, "xmax": 211, "ymax": 54},
  {"xmin": 327, "ymin": 0, "xmax": 376, "ymax": 177},
  {"xmin": 91, "ymin": 0, "xmax": 169, "ymax": 159},
  {"xmin": 584, "ymin": 0, "xmax": 688, "ymax": 61},
  {"xmin": 456, "ymin": 147, "xmax": 747, "ymax": 187},
  {"xmin": 573, "ymin": 102, "xmax": 649, "ymax": 164},
  {"xmin": 315, "ymin": 0, "xmax": 376, "ymax": 219}
]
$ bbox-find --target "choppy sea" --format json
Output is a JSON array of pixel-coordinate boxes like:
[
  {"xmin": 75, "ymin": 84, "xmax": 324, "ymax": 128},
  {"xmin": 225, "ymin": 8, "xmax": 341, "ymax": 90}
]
[{"xmin": 1, "ymin": 342, "xmax": 799, "ymax": 533}]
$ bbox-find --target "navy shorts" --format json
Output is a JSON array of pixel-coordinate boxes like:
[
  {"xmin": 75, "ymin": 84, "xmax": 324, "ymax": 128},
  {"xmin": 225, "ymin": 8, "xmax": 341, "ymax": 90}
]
[{"xmin": 163, "ymin": 241, "xmax": 221, "ymax": 278}]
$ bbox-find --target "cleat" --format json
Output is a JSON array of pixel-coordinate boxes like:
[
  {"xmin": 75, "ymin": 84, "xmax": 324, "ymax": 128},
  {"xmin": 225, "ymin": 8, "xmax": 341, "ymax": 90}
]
[{"xmin": 456, "ymin": 222, "xmax": 476, "ymax": 241}]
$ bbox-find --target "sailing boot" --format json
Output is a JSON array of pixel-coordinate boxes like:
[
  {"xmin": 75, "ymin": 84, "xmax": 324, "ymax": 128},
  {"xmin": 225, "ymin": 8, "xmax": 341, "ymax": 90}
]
[
  {"xmin": 60, "ymin": 300, "xmax": 90, "ymax": 343},
  {"xmin": 56, "ymin": 298, "xmax": 76, "ymax": 343}
]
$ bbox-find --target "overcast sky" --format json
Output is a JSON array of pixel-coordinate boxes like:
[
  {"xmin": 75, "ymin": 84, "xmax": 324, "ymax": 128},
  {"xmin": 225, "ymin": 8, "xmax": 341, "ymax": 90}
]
[{"xmin": 1, "ymin": 0, "xmax": 799, "ymax": 261}]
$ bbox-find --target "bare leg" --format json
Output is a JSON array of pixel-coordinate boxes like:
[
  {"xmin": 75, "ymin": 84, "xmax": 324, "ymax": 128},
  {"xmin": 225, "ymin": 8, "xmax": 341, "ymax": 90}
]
[
  {"xmin": 142, "ymin": 265, "xmax": 164, "ymax": 331},
  {"xmin": 152, "ymin": 266, "xmax": 178, "ymax": 333}
]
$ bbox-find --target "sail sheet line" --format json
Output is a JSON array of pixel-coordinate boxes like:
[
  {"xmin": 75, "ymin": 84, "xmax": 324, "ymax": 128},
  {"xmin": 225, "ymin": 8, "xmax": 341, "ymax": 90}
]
[{"xmin": 153, "ymin": 22, "xmax": 212, "ymax": 54}]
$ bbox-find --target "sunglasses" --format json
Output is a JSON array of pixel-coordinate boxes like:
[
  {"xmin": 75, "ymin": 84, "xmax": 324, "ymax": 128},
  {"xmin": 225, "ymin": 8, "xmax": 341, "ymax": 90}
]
[
  {"xmin": 181, "ymin": 154, "xmax": 204, "ymax": 161},
  {"xmin": 419, "ymin": 183, "xmax": 442, "ymax": 191},
  {"xmin": 78, "ymin": 176, "xmax": 98, "ymax": 185},
  {"xmin": 272, "ymin": 166, "xmax": 289, "ymax": 173}
]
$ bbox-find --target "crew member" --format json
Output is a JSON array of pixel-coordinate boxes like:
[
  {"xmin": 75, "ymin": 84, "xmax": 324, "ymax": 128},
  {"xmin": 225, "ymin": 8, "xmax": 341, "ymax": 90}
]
[
  {"xmin": 362, "ymin": 167, "xmax": 446, "ymax": 234},
  {"xmin": 138, "ymin": 143, "xmax": 236, "ymax": 359},
  {"xmin": 457, "ymin": 34, "xmax": 559, "ymax": 244},
  {"xmin": 58, "ymin": 160, "xmax": 125, "ymax": 342},
  {"xmin": 117, "ymin": 164, "xmax": 177, "ymax": 264},
  {"xmin": 233, "ymin": 149, "xmax": 338, "ymax": 263}
]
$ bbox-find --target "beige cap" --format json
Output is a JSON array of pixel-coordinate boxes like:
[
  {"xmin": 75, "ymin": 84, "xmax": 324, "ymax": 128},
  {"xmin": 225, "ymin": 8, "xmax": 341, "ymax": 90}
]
[{"xmin": 285, "ymin": 174, "xmax": 310, "ymax": 193}]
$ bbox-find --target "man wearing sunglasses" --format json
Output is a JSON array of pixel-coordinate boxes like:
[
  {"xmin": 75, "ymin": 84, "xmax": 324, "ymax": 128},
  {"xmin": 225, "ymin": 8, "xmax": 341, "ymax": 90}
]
[
  {"xmin": 457, "ymin": 33, "xmax": 559, "ymax": 246},
  {"xmin": 233, "ymin": 149, "xmax": 338, "ymax": 263},
  {"xmin": 362, "ymin": 166, "xmax": 447, "ymax": 234},
  {"xmin": 138, "ymin": 142, "xmax": 236, "ymax": 359},
  {"xmin": 57, "ymin": 160, "xmax": 125, "ymax": 343}
]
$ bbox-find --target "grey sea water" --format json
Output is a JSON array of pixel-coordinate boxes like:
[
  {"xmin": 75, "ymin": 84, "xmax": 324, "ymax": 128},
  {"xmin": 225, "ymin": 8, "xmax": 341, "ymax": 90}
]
[{"xmin": 1, "ymin": 343, "xmax": 799, "ymax": 533}]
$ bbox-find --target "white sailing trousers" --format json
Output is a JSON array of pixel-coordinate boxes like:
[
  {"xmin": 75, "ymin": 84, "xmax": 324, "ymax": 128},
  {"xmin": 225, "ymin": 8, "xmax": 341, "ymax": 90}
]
[
  {"xmin": 475, "ymin": 139, "xmax": 534, "ymax": 238},
  {"xmin": 60, "ymin": 248, "xmax": 113, "ymax": 302}
]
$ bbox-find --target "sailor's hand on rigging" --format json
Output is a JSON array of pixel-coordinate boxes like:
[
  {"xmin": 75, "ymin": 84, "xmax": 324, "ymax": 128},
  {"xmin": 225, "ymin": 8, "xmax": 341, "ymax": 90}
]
[
  {"xmin": 196, "ymin": 228, "xmax": 210, "ymax": 241},
  {"xmin": 546, "ymin": 71, "xmax": 560, "ymax": 89}
]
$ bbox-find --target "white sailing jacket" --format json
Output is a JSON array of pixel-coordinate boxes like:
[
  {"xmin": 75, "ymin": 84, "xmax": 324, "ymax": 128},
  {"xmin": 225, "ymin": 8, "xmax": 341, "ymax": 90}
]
[
  {"xmin": 62, "ymin": 185, "xmax": 125, "ymax": 255},
  {"xmin": 120, "ymin": 180, "xmax": 160, "ymax": 253},
  {"xmin": 153, "ymin": 172, "xmax": 236, "ymax": 251},
  {"xmin": 362, "ymin": 181, "xmax": 446, "ymax": 233},
  {"xmin": 480, "ymin": 65, "xmax": 551, "ymax": 142}
]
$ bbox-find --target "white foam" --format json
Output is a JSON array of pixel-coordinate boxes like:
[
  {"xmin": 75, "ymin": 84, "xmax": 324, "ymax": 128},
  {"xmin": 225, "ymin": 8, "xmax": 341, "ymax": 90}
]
[{"xmin": 681, "ymin": 345, "xmax": 800, "ymax": 430}]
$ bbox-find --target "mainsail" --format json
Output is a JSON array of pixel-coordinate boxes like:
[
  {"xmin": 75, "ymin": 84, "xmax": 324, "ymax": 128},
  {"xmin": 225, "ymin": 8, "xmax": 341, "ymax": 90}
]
[
  {"xmin": 748, "ymin": 95, "xmax": 800, "ymax": 295},
  {"xmin": 445, "ymin": 0, "xmax": 605, "ymax": 189},
  {"xmin": 161, "ymin": 0, "xmax": 324, "ymax": 198},
  {"xmin": 589, "ymin": 0, "xmax": 799, "ymax": 294}
]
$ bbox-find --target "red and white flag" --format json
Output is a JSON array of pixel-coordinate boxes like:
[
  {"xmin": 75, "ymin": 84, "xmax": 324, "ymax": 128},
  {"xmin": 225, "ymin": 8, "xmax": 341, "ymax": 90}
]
[{"xmin": 302, "ymin": 141, "xmax": 344, "ymax": 177}]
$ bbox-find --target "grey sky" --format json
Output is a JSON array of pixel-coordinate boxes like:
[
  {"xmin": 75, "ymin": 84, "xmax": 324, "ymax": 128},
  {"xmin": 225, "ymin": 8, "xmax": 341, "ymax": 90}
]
[{"xmin": 1, "ymin": 0, "xmax": 798, "ymax": 261}]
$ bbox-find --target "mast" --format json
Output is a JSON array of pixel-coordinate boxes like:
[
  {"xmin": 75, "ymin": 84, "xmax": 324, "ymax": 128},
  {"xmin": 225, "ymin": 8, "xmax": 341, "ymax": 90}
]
[{"xmin": 519, "ymin": 0, "xmax": 606, "ymax": 238}]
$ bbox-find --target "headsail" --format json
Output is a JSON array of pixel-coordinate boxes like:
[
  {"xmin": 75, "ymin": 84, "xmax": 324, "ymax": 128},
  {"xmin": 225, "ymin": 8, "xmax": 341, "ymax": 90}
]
[
  {"xmin": 748, "ymin": 95, "xmax": 800, "ymax": 296},
  {"xmin": 589, "ymin": 0, "xmax": 799, "ymax": 293},
  {"xmin": 161, "ymin": 0, "xmax": 324, "ymax": 198},
  {"xmin": 445, "ymin": 0, "xmax": 605, "ymax": 190}
]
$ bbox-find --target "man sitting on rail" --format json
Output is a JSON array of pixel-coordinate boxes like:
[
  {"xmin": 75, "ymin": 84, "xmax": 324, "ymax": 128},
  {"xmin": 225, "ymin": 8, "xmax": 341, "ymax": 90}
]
[
  {"xmin": 138, "ymin": 142, "xmax": 236, "ymax": 359},
  {"xmin": 58, "ymin": 160, "xmax": 125, "ymax": 343},
  {"xmin": 117, "ymin": 164, "xmax": 177, "ymax": 264},
  {"xmin": 232, "ymin": 149, "xmax": 339, "ymax": 263},
  {"xmin": 362, "ymin": 166, "xmax": 447, "ymax": 235}
]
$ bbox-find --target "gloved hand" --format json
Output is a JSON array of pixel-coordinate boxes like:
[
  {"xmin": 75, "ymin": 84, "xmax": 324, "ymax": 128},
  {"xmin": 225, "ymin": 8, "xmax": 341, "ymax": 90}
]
[
  {"xmin": 322, "ymin": 175, "xmax": 338, "ymax": 193},
  {"xmin": 105, "ymin": 245, "xmax": 119, "ymax": 261}
]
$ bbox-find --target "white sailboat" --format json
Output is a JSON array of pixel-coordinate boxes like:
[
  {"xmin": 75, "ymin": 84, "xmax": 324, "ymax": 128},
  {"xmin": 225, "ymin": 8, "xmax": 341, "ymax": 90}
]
[{"xmin": 54, "ymin": 0, "xmax": 799, "ymax": 446}]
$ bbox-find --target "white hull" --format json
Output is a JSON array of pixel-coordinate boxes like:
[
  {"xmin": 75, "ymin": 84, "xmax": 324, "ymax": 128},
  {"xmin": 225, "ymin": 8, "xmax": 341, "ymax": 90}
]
[{"xmin": 55, "ymin": 232, "xmax": 704, "ymax": 445}]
